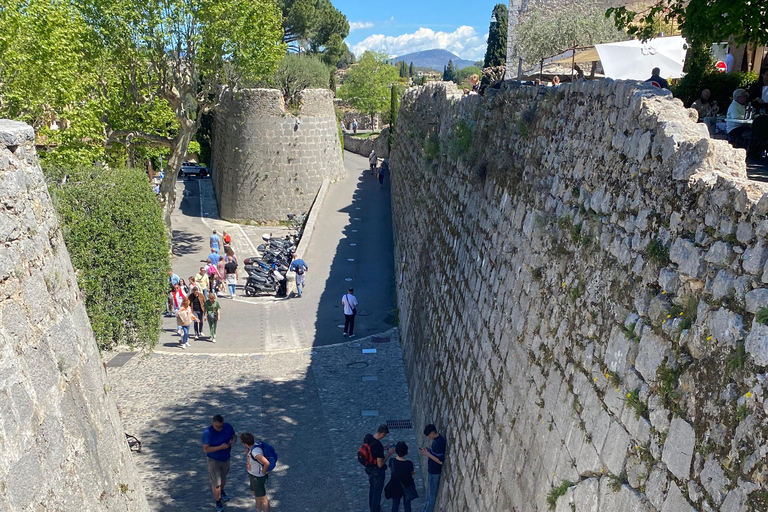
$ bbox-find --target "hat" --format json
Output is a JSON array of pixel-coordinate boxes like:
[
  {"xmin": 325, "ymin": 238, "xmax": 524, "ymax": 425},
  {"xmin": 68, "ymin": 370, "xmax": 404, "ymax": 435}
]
[{"xmin": 733, "ymin": 88, "xmax": 748, "ymax": 100}]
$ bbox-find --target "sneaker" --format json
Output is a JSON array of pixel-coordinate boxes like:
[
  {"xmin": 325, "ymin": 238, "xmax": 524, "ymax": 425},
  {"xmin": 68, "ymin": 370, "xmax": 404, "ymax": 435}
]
[
  {"xmin": 349, "ymin": 334, "xmax": 355, "ymax": 338},
  {"xmin": 215, "ymin": 501, "xmax": 224, "ymax": 512},
  {"xmin": 195, "ymin": 335, "xmax": 199, "ymax": 340},
  {"xmin": 180, "ymin": 343, "xmax": 186, "ymax": 349},
  {"xmin": 220, "ymin": 491, "xmax": 230, "ymax": 502},
  {"xmin": 184, "ymin": 342, "xmax": 190, "ymax": 348},
  {"xmin": 212, "ymin": 337, "xmax": 217, "ymax": 343},
  {"xmin": 343, "ymin": 333, "xmax": 348, "ymax": 337}
]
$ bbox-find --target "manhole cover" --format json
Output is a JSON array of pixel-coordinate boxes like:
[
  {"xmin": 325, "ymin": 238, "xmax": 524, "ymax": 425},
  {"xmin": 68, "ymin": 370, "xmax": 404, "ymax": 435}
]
[
  {"xmin": 106, "ymin": 352, "xmax": 136, "ymax": 368},
  {"xmin": 347, "ymin": 361, "xmax": 369, "ymax": 368},
  {"xmin": 386, "ymin": 419, "xmax": 413, "ymax": 430},
  {"xmin": 372, "ymin": 337, "xmax": 390, "ymax": 343}
]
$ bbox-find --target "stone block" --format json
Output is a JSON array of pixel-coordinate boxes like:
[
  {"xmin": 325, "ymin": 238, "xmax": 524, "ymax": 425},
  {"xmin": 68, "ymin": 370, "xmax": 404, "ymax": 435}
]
[
  {"xmin": 706, "ymin": 307, "xmax": 745, "ymax": 349},
  {"xmin": 635, "ymin": 331, "xmax": 668, "ymax": 383},
  {"xmin": 661, "ymin": 482, "xmax": 695, "ymax": 512},
  {"xmin": 704, "ymin": 241, "xmax": 733, "ymax": 266},
  {"xmin": 600, "ymin": 420, "xmax": 630, "ymax": 475},
  {"xmin": 661, "ymin": 418, "xmax": 695, "ymax": 480},
  {"xmin": 742, "ymin": 243, "xmax": 768, "ymax": 275},
  {"xmin": 669, "ymin": 238, "xmax": 706, "ymax": 279},
  {"xmin": 745, "ymin": 320, "xmax": 768, "ymax": 366},
  {"xmin": 700, "ymin": 455, "xmax": 728, "ymax": 505}
]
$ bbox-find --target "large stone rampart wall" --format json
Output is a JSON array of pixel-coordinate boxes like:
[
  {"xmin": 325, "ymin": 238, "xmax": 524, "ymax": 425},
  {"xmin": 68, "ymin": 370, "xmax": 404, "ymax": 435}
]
[
  {"xmin": 212, "ymin": 88, "xmax": 344, "ymax": 223},
  {"xmin": 0, "ymin": 120, "xmax": 149, "ymax": 511},
  {"xmin": 343, "ymin": 128, "xmax": 390, "ymax": 159},
  {"xmin": 391, "ymin": 80, "xmax": 768, "ymax": 511}
]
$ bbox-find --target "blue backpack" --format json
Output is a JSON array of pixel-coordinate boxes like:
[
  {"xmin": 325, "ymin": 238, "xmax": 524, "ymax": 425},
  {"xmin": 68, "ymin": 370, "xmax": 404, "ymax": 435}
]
[{"xmin": 252, "ymin": 441, "xmax": 278, "ymax": 473}]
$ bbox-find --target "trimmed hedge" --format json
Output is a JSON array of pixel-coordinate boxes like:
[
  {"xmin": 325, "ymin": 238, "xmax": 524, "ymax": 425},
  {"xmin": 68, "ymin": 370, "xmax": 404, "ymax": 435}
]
[
  {"xmin": 44, "ymin": 165, "xmax": 169, "ymax": 350},
  {"xmin": 672, "ymin": 71, "xmax": 758, "ymax": 111}
]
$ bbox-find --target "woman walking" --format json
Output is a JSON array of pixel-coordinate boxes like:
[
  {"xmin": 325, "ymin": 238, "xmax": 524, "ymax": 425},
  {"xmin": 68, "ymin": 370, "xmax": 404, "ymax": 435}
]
[
  {"xmin": 189, "ymin": 282, "xmax": 207, "ymax": 340},
  {"xmin": 224, "ymin": 256, "xmax": 238, "ymax": 298},
  {"xmin": 387, "ymin": 442, "xmax": 418, "ymax": 512},
  {"xmin": 204, "ymin": 292, "xmax": 221, "ymax": 343},
  {"xmin": 176, "ymin": 298, "xmax": 197, "ymax": 349}
]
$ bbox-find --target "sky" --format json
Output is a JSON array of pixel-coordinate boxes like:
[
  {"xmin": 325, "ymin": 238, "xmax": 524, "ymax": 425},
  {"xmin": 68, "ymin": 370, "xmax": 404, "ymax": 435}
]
[{"xmin": 333, "ymin": 0, "xmax": 504, "ymax": 61}]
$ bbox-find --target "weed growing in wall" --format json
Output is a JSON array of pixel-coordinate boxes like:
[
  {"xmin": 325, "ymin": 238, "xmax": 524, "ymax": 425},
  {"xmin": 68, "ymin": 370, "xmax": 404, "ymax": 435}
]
[
  {"xmin": 756, "ymin": 307, "xmax": 768, "ymax": 325},
  {"xmin": 625, "ymin": 388, "xmax": 648, "ymax": 419},
  {"xmin": 726, "ymin": 343, "xmax": 748, "ymax": 373},
  {"xmin": 547, "ymin": 480, "xmax": 575, "ymax": 510},
  {"xmin": 646, "ymin": 237, "xmax": 670, "ymax": 266}
]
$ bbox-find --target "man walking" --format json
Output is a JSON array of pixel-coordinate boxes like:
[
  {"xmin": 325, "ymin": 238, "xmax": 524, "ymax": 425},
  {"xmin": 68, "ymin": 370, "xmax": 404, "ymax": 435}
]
[
  {"xmin": 342, "ymin": 288, "xmax": 358, "ymax": 337},
  {"xmin": 368, "ymin": 149, "xmax": 377, "ymax": 176},
  {"xmin": 364, "ymin": 425, "xmax": 395, "ymax": 512},
  {"xmin": 241, "ymin": 433, "xmax": 271, "ymax": 512},
  {"xmin": 419, "ymin": 424, "xmax": 446, "ymax": 512},
  {"xmin": 289, "ymin": 253, "xmax": 308, "ymax": 298},
  {"xmin": 203, "ymin": 415, "xmax": 237, "ymax": 512},
  {"xmin": 224, "ymin": 256, "xmax": 238, "ymax": 298}
]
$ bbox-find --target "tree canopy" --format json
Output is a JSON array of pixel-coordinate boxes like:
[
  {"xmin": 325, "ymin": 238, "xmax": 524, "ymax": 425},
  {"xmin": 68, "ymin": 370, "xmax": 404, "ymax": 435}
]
[
  {"xmin": 278, "ymin": 0, "xmax": 350, "ymax": 64},
  {"xmin": 443, "ymin": 60, "xmax": 456, "ymax": 81},
  {"xmin": 515, "ymin": 2, "xmax": 628, "ymax": 65},
  {"xmin": 484, "ymin": 3, "xmax": 508, "ymax": 68},
  {"xmin": 338, "ymin": 51, "xmax": 399, "ymax": 126},
  {"xmin": 607, "ymin": 0, "xmax": 768, "ymax": 47},
  {"xmin": 264, "ymin": 54, "xmax": 331, "ymax": 104}
]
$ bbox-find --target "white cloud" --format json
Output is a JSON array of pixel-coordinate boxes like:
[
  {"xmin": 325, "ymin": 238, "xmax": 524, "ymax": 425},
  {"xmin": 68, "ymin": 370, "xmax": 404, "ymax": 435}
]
[
  {"xmin": 349, "ymin": 21, "xmax": 374, "ymax": 32},
  {"xmin": 350, "ymin": 26, "xmax": 486, "ymax": 61}
]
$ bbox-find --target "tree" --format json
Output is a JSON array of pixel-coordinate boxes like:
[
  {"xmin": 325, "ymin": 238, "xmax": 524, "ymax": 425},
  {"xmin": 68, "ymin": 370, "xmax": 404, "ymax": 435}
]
[
  {"xmin": 329, "ymin": 68, "xmax": 337, "ymax": 94},
  {"xmin": 338, "ymin": 51, "xmax": 399, "ymax": 127},
  {"xmin": 443, "ymin": 60, "xmax": 456, "ymax": 81},
  {"xmin": 279, "ymin": 0, "xmax": 350, "ymax": 59},
  {"xmin": 409, "ymin": 62, "xmax": 415, "ymax": 77},
  {"xmin": 607, "ymin": 0, "xmax": 768, "ymax": 47},
  {"xmin": 265, "ymin": 54, "xmax": 331, "ymax": 105},
  {"xmin": 397, "ymin": 61, "xmax": 409, "ymax": 78},
  {"xmin": 484, "ymin": 4, "xmax": 508, "ymax": 68},
  {"xmin": 45, "ymin": 165, "xmax": 170, "ymax": 349},
  {"xmin": 81, "ymin": 0, "xmax": 285, "ymax": 227},
  {"xmin": 515, "ymin": 3, "xmax": 628, "ymax": 65}
]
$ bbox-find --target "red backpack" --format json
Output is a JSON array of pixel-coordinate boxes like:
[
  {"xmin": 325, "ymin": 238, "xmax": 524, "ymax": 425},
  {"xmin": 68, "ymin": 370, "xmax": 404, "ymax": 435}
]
[{"xmin": 357, "ymin": 436, "xmax": 375, "ymax": 467}]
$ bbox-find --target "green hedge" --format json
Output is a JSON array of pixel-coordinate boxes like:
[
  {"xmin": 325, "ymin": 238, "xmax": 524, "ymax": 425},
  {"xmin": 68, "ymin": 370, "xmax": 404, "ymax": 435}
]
[
  {"xmin": 672, "ymin": 71, "xmax": 758, "ymax": 111},
  {"xmin": 44, "ymin": 165, "xmax": 169, "ymax": 350}
]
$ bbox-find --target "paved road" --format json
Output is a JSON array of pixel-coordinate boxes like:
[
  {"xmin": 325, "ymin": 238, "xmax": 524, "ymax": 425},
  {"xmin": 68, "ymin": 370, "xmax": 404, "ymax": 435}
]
[
  {"xmin": 161, "ymin": 151, "xmax": 396, "ymax": 353},
  {"xmin": 108, "ymin": 151, "xmax": 425, "ymax": 512}
]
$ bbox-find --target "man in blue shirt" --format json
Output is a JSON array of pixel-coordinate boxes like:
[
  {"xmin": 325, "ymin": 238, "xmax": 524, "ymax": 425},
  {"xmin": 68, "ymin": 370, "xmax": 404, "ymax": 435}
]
[
  {"xmin": 419, "ymin": 424, "xmax": 446, "ymax": 512},
  {"xmin": 203, "ymin": 415, "xmax": 237, "ymax": 512},
  {"xmin": 210, "ymin": 230, "xmax": 222, "ymax": 254},
  {"xmin": 289, "ymin": 253, "xmax": 308, "ymax": 298},
  {"xmin": 168, "ymin": 271, "xmax": 180, "ymax": 287},
  {"xmin": 208, "ymin": 251, "xmax": 221, "ymax": 267}
]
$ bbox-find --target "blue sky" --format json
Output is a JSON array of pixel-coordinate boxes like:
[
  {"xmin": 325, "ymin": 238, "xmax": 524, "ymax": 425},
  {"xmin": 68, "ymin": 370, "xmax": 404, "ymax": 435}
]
[{"xmin": 334, "ymin": 0, "xmax": 503, "ymax": 61}]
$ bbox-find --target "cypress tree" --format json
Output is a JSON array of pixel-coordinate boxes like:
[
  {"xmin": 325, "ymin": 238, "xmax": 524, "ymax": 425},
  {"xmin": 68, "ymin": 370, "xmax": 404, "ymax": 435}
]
[
  {"xmin": 444, "ymin": 60, "xmax": 456, "ymax": 82},
  {"xmin": 409, "ymin": 62, "xmax": 414, "ymax": 77},
  {"xmin": 329, "ymin": 68, "xmax": 336, "ymax": 94},
  {"xmin": 483, "ymin": 3, "xmax": 508, "ymax": 68}
]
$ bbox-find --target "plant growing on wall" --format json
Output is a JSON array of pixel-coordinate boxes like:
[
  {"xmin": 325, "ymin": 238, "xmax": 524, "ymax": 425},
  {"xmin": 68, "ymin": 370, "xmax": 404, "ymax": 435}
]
[
  {"xmin": 338, "ymin": 51, "xmax": 399, "ymax": 128},
  {"xmin": 263, "ymin": 54, "xmax": 332, "ymax": 106}
]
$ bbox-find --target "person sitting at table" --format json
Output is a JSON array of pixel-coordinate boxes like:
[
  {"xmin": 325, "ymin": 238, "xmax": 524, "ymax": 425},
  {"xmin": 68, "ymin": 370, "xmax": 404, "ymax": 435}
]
[
  {"xmin": 727, "ymin": 88, "xmax": 751, "ymax": 148},
  {"xmin": 691, "ymin": 89, "xmax": 718, "ymax": 120},
  {"xmin": 749, "ymin": 67, "xmax": 768, "ymax": 114},
  {"xmin": 645, "ymin": 67, "xmax": 669, "ymax": 89}
]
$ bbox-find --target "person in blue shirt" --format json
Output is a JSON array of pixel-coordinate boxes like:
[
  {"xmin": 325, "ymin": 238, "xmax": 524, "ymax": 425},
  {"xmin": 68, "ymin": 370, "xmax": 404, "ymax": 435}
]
[
  {"xmin": 210, "ymin": 230, "xmax": 222, "ymax": 254},
  {"xmin": 203, "ymin": 415, "xmax": 237, "ymax": 512},
  {"xmin": 419, "ymin": 424, "xmax": 446, "ymax": 512},
  {"xmin": 208, "ymin": 251, "xmax": 221, "ymax": 267},
  {"xmin": 168, "ymin": 271, "xmax": 180, "ymax": 288},
  {"xmin": 289, "ymin": 253, "xmax": 308, "ymax": 298}
]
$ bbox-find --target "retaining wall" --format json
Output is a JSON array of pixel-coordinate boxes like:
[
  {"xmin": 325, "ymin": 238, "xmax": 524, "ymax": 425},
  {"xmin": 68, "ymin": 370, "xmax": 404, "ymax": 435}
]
[
  {"xmin": 343, "ymin": 127, "xmax": 390, "ymax": 159},
  {"xmin": 211, "ymin": 88, "xmax": 344, "ymax": 223},
  {"xmin": 0, "ymin": 120, "xmax": 149, "ymax": 511},
  {"xmin": 391, "ymin": 80, "xmax": 768, "ymax": 511}
]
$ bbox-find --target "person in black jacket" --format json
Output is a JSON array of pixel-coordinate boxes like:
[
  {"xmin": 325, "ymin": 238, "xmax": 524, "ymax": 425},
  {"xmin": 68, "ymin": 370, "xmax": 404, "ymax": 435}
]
[{"xmin": 749, "ymin": 67, "xmax": 768, "ymax": 114}]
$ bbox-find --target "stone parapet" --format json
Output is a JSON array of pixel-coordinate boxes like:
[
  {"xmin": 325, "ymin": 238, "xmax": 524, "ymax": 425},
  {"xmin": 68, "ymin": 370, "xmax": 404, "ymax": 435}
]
[
  {"xmin": 391, "ymin": 80, "xmax": 768, "ymax": 511},
  {"xmin": 0, "ymin": 120, "xmax": 149, "ymax": 511},
  {"xmin": 211, "ymin": 88, "xmax": 345, "ymax": 223},
  {"xmin": 343, "ymin": 127, "xmax": 390, "ymax": 159}
]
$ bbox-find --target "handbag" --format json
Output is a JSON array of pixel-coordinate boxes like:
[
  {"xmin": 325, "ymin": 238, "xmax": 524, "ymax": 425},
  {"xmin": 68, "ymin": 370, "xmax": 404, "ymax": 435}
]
[
  {"xmin": 346, "ymin": 294, "xmax": 357, "ymax": 315},
  {"xmin": 207, "ymin": 310, "xmax": 217, "ymax": 323}
]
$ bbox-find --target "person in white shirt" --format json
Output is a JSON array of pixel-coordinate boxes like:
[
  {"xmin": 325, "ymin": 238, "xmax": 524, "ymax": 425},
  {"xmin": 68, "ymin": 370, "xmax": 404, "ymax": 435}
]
[
  {"xmin": 724, "ymin": 48, "xmax": 734, "ymax": 73},
  {"xmin": 727, "ymin": 89, "xmax": 752, "ymax": 148},
  {"xmin": 369, "ymin": 150, "xmax": 378, "ymax": 176},
  {"xmin": 241, "ymin": 433, "xmax": 271, "ymax": 512},
  {"xmin": 342, "ymin": 288, "xmax": 358, "ymax": 337}
]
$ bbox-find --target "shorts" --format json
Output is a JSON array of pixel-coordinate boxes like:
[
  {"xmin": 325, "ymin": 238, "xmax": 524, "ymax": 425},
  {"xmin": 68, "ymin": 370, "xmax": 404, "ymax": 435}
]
[
  {"xmin": 207, "ymin": 458, "xmax": 230, "ymax": 487},
  {"xmin": 249, "ymin": 473, "xmax": 269, "ymax": 497}
]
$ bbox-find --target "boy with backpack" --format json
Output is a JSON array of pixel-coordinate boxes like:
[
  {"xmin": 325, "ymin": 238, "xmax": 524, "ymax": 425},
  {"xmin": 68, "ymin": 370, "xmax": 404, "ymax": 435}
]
[
  {"xmin": 358, "ymin": 425, "xmax": 395, "ymax": 512},
  {"xmin": 240, "ymin": 433, "xmax": 278, "ymax": 512}
]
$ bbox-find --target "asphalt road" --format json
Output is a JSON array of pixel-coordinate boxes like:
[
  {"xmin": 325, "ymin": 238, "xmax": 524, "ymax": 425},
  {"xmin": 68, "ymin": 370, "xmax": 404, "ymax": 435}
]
[{"xmin": 160, "ymin": 151, "xmax": 396, "ymax": 353}]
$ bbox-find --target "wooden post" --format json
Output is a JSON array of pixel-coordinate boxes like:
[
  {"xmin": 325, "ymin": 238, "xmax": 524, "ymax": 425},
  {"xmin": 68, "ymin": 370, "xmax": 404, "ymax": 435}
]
[{"xmin": 571, "ymin": 45, "xmax": 576, "ymax": 81}]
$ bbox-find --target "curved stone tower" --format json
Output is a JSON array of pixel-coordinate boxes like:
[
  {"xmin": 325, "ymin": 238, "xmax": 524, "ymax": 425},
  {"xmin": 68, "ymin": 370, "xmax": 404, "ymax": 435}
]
[
  {"xmin": 0, "ymin": 120, "xmax": 149, "ymax": 511},
  {"xmin": 211, "ymin": 88, "xmax": 345, "ymax": 223}
]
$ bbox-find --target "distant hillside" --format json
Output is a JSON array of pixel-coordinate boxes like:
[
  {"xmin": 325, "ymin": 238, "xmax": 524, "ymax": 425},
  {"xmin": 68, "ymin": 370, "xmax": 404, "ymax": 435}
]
[{"xmin": 393, "ymin": 49, "xmax": 476, "ymax": 72}]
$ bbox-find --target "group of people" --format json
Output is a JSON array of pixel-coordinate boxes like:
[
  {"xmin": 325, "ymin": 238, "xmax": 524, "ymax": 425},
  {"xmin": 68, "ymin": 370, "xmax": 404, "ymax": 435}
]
[
  {"xmin": 724, "ymin": 67, "xmax": 768, "ymax": 147},
  {"xmin": 202, "ymin": 415, "xmax": 273, "ymax": 512},
  {"xmin": 360, "ymin": 423, "xmax": 446, "ymax": 512},
  {"xmin": 168, "ymin": 270, "xmax": 222, "ymax": 347},
  {"xmin": 368, "ymin": 150, "xmax": 387, "ymax": 187}
]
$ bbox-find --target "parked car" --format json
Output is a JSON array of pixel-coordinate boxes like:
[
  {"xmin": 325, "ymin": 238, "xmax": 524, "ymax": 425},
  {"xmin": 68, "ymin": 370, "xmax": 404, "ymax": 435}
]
[{"xmin": 179, "ymin": 161, "xmax": 209, "ymax": 177}]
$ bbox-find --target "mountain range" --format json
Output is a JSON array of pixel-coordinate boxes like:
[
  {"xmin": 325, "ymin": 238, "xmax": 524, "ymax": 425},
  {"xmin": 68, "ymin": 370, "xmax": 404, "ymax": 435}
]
[{"xmin": 393, "ymin": 49, "xmax": 477, "ymax": 72}]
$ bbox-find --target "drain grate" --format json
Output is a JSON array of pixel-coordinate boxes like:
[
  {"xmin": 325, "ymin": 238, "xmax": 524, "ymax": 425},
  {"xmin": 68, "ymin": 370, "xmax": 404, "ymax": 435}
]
[
  {"xmin": 372, "ymin": 336, "xmax": 390, "ymax": 343},
  {"xmin": 106, "ymin": 352, "xmax": 136, "ymax": 368},
  {"xmin": 386, "ymin": 419, "xmax": 413, "ymax": 430}
]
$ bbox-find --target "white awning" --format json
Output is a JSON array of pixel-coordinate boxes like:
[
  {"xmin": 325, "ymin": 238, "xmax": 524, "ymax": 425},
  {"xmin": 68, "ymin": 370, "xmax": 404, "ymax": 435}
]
[{"xmin": 595, "ymin": 36, "xmax": 688, "ymax": 80}]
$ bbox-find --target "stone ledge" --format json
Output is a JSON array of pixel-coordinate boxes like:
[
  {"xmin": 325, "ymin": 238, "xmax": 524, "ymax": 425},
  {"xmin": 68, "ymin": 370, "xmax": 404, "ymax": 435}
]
[{"xmin": 0, "ymin": 120, "xmax": 34, "ymax": 146}]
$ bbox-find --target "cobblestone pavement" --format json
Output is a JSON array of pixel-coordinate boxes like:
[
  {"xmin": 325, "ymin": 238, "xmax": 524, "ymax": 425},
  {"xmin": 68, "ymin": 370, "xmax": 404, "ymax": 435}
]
[
  {"xmin": 108, "ymin": 330, "xmax": 424, "ymax": 512},
  {"xmin": 108, "ymin": 153, "xmax": 422, "ymax": 511}
]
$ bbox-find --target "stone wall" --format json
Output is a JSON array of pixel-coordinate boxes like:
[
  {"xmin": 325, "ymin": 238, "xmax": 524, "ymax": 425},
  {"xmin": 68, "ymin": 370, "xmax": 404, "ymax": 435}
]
[
  {"xmin": 0, "ymin": 120, "xmax": 149, "ymax": 511},
  {"xmin": 212, "ymin": 88, "xmax": 344, "ymax": 223},
  {"xmin": 391, "ymin": 80, "xmax": 768, "ymax": 511},
  {"xmin": 343, "ymin": 127, "xmax": 390, "ymax": 159}
]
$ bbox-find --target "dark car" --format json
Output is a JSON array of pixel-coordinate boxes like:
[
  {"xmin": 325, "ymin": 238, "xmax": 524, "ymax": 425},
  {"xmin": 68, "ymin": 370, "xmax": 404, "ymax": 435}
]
[{"xmin": 178, "ymin": 161, "xmax": 208, "ymax": 177}]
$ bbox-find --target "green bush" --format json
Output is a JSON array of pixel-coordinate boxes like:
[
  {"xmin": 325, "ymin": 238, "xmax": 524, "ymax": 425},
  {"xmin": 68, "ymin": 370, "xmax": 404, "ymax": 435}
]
[
  {"xmin": 44, "ymin": 165, "xmax": 169, "ymax": 350},
  {"xmin": 671, "ymin": 71, "xmax": 758, "ymax": 112}
]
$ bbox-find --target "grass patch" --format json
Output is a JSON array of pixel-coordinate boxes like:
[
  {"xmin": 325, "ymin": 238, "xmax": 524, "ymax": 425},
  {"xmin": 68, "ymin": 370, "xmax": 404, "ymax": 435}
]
[
  {"xmin": 547, "ymin": 480, "xmax": 575, "ymax": 510},
  {"xmin": 622, "ymin": 322, "xmax": 640, "ymax": 342},
  {"xmin": 735, "ymin": 404, "xmax": 749, "ymax": 423},
  {"xmin": 756, "ymin": 307, "xmax": 768, "ymax": 325},
  {"xmin": 657, "ymin": 364, "xmax": 684, "ymax": 416},
  {"xmin": 626, "ymin": 388, "xmax": 648, "ymax": 419},
  {"xmin": 351, "ymin": 131, "xmax": 380, "ymax": 139},
  {"xmin": 726, "ymin": 343, "xmax": 748, "ymax": 373},
  {"xmin": 646, "ymin": 237, "xmax": 670, "ymax": 266}
]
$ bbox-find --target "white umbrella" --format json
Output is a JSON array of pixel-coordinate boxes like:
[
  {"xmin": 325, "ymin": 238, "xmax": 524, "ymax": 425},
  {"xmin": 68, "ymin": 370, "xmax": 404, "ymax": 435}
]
[{"xmin": 595, "ymin": 35, "xmax": 688, "ymax": 81}]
